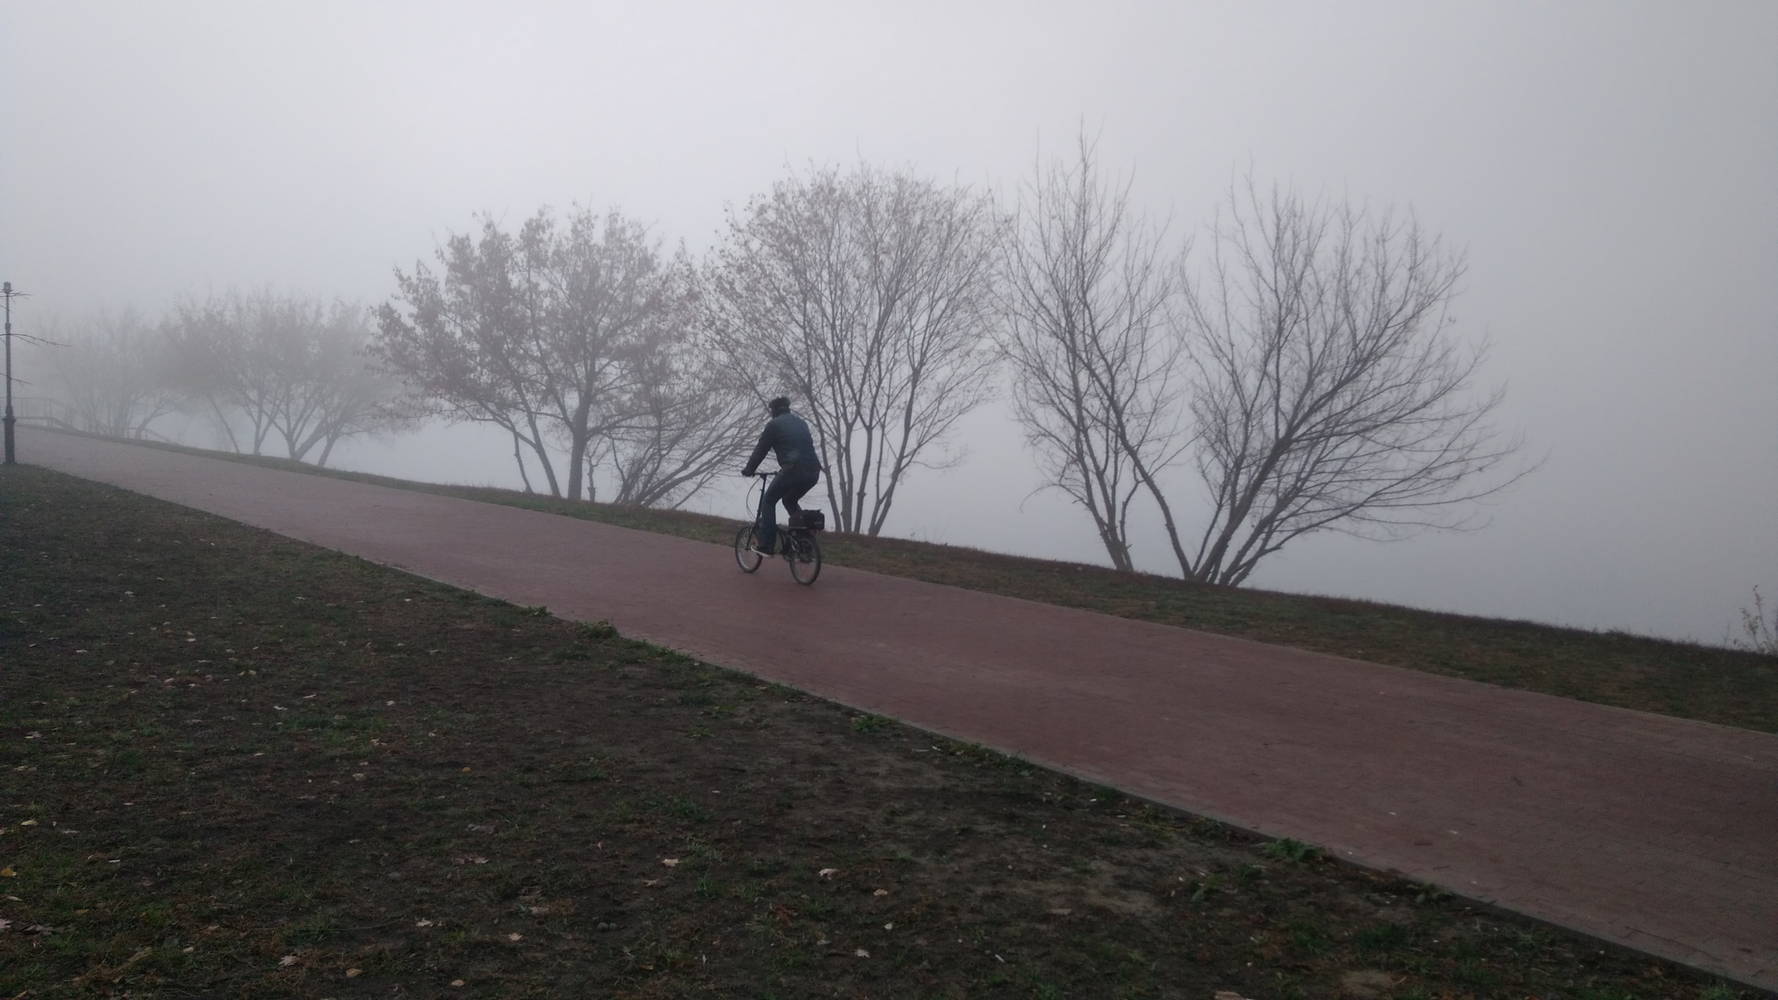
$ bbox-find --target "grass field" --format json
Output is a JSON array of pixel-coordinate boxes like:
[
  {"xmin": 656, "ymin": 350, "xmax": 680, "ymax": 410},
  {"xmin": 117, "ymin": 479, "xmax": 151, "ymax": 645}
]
[
  {"xmin": 1, "ymin": 462, "xmax": 1759, "ymax": 998},
  {"xmin": 143, "ymin": 438, "xmax": 1778, "ymax": 735}
]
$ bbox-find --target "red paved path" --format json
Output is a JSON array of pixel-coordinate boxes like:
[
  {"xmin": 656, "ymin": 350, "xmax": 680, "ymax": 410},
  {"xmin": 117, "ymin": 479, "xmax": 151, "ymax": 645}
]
[{"xmin": 21, "ymin": 431, "xmax": 1778, "ymax": 990}]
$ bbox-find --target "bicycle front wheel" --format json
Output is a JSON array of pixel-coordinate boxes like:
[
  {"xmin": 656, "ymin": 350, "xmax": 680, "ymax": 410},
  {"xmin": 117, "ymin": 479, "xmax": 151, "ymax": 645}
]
[
  {"xmin": 734, "ymin": 525, "xmax": 763, "ymax": 573},
  {"xmin": 788, "ymin": 531, "xmax": 822, "ymax": 585}
]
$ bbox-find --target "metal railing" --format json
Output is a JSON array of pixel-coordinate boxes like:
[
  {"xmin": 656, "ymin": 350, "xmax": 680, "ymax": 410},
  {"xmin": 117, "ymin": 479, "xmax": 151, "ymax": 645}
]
[{"xmin": 11, "ymin": 396, "xmax": 77, "ymax": 431}]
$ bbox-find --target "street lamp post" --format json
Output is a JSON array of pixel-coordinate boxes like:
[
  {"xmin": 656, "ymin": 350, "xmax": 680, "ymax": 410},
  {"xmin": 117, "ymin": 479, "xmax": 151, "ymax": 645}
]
[{"xmin": 3, "ymin": 280, "xmax": 14, "ymax": 465}]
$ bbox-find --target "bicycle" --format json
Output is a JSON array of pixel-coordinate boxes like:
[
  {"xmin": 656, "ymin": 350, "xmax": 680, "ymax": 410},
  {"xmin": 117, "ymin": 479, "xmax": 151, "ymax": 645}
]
[{"xmin": 734, "ymin": 470, "xmax": 823, "ymax": 585}]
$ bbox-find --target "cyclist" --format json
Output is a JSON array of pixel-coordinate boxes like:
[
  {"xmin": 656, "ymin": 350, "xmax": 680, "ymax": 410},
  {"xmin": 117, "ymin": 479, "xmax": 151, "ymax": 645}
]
[{"xmin": 741, "ymin": 396, "xmax": 824, "ymax": 556}]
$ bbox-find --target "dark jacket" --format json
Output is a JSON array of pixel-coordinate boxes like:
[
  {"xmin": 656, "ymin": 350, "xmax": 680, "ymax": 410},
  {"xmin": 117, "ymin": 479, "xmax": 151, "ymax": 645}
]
[{"xmin": 743, "ymin": 411, "xmax": 823, "ymax": 475}]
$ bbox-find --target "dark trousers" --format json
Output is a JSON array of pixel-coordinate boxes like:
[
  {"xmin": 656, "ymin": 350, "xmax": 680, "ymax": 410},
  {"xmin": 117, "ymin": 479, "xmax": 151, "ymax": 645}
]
[{"xmin": 758, "ymin": 464, "xmax": 820, "ymax": 552}]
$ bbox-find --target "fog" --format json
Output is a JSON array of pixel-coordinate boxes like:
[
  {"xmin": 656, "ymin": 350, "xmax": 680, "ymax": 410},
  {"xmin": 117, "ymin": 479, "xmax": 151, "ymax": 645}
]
[{"xmin": 4, "ymin": 0, "xmax": 1774, "ymax": 644}]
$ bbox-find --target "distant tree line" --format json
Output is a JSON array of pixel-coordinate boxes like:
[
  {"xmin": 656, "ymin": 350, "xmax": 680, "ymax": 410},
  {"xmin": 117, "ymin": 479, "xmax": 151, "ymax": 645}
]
[
  {"xmin": 30, "ymin": 292, "xmax": 412, "ymax": 467},
  {"xmin": 35, "ymin": 135, "xmax": 1530, "ymax": 582}
]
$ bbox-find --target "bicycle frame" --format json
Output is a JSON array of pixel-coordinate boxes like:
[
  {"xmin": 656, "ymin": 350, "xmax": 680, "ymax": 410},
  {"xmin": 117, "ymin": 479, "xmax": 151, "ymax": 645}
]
[
  {"xmin": 746, "ymin": 469, "xmax": 811, "ymax": 536},
  {"xmin": 745, "ymin": 470, "xmax": 773, "ymax": 532}
]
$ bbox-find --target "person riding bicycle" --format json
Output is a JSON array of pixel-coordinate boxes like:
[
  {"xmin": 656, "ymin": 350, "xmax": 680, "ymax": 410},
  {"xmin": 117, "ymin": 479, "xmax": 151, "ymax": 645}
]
[{"xmin": 741, "ymin": 396, "xmax": 824, "ymax": 556}]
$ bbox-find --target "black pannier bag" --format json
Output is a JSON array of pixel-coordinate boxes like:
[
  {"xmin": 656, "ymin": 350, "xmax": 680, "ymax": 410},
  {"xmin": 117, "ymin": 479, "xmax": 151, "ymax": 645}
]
[{"xmin": 794, "ymin": 509, "xmax": 825, "ymax": 532}]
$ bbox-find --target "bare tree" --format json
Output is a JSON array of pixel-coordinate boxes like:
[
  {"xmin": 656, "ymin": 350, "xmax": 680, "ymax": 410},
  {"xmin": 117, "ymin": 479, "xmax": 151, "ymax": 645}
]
[
  {"xmin": 592, "ymin": 258, "xmax": 755, "ymax": 506},
  {"xmin": 1730, "ymin": 586, "xmax": 1778, "ymax": 656},
  {"xmin": 166, "ymin": 290, "xmax": 409, "ymax": 463},
  {"xmin": 1176, "ymin": 179, "xmax": 1529, "ymax": 585},
  {"xmin": 264, "ymin": 299, "xmax": 413, "ymax": 466},
  {"xmin": 166, "ymin": 290, "xmax": 286, "ymax": 454},
  {"xmin": 45, "ymin": 309, "xmax": 181, "ymax": 439},
  {"xmin": 376, "ymin": 218, "xmax": 562, "ymax": 492},
  {"xmin": 703, "ymin": 163, "xmax": 1002, "ymax": 534},
  {"xmin": 376, "ymin": 207, "xmax": 688, "ymax": 501},
  {"xmin": 602, "ymin": 331, "xmax": 755, "ymax": 507},
  {"xmin": 999, "ymin": 134, "xmax": 1192, "ymax": 571},
  {"xmin": 529, "ymin": 209, "xmax": 649, "ymax": 500}
]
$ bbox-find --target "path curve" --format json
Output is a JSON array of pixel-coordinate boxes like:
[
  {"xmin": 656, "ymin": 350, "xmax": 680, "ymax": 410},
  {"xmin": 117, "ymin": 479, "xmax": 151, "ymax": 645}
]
[{"xmin": 21, "ymin": 430, "xmax": 1778, "ymax": 990}]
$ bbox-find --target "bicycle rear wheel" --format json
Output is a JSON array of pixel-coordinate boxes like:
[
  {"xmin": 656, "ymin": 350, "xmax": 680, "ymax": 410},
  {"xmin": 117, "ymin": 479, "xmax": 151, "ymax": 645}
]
[
  {"xmin": 734, "ymin": 525, "xmax": 763, "ymax": 573},
  {"xmin": 788, "ymin": 530, "xmax": 822, "ymax": 585}
]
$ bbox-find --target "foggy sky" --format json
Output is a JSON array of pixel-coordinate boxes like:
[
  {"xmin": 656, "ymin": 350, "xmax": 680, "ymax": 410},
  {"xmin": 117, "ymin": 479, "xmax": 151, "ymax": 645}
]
[{"xmin": 4, "ymin": 0, "xmax": 1775, "ymax": 644}]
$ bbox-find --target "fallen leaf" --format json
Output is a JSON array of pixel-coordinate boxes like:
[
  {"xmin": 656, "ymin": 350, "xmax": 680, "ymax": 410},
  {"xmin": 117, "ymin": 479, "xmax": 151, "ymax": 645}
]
[
  {"xmin": 854, "ymin": 948, "xmax": 870, "ymax": 958},
  {"xmin": 0, "ymin": 867, "xmax": 16, "ymax": 878},
  {"xmin": 346, "ymin": 968, "xmax": 362, "ymax": 978},
  {"xmin": 507, "ymin": 932, "xmax": 523, "ymax": 942},
  {"xmin": 872, "ymin": 888, "xmax": 888, "ymax": 896},
  {"xmin": 279, "ymin": 954, "xmax": 299, "ymax": 967},
  {"xmin": 817, "ymin": 868, "xmax": 838, "ymax": 878},
  {"xmin": 451, "ymin": 979, "xmax": 465, "ymax": 987},
  {"xmin": 661, "ymin": 858, "xmax": 680, "ymax": 867},
  {"xmin": 415, "ymin": 918, "xmax": 435, "ymax": 928},
  {"xmin": 19, "ymin": 820, "xmax": 37, "ymax": 828}
]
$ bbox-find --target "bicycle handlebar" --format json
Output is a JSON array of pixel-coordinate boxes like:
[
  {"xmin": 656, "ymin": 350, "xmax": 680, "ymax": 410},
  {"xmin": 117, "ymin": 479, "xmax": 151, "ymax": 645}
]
[{"xmin": 742, "ymin": 469, "xmax": 774, "ymax": 518}]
